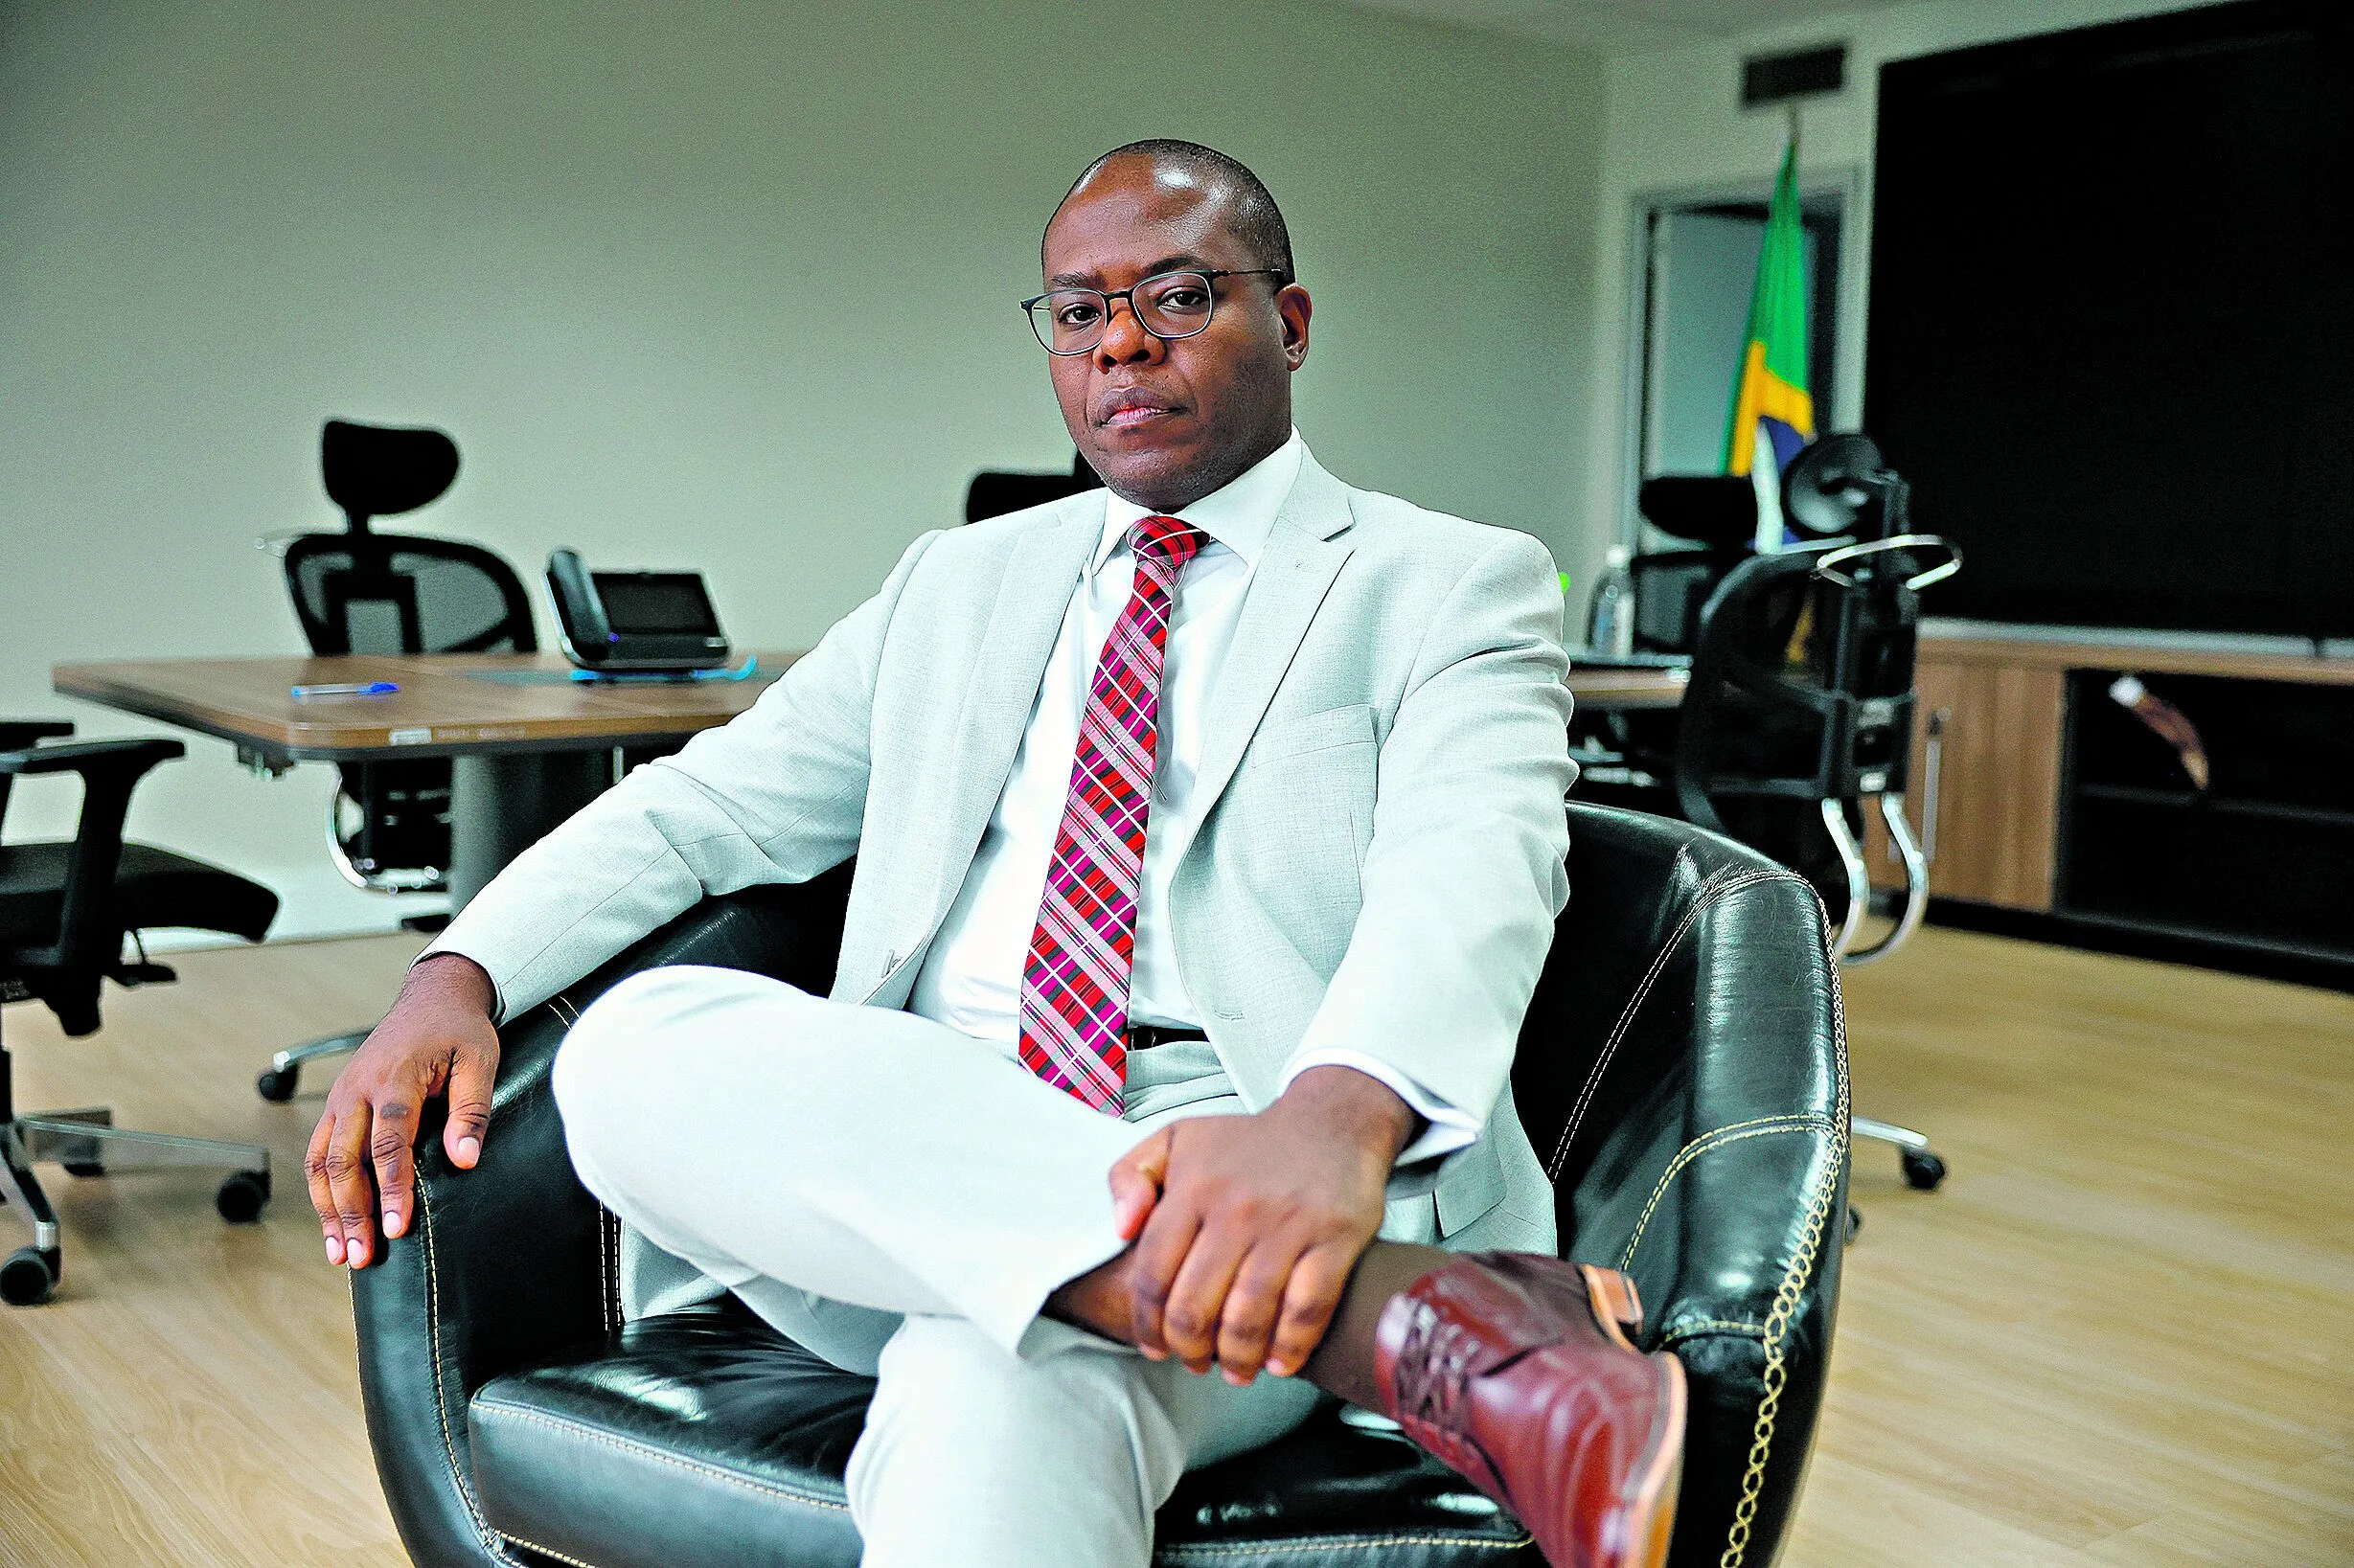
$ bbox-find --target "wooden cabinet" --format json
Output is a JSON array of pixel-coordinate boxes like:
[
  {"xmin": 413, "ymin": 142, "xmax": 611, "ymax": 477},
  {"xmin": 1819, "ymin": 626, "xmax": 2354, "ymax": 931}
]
[
  {"xmin": 1867, "ymin": 636, "xmax": 2354, "ymax": 920},
  {"xmin": 1882, "ymin": 658, "xmax": 2068, "ymax": 911}
]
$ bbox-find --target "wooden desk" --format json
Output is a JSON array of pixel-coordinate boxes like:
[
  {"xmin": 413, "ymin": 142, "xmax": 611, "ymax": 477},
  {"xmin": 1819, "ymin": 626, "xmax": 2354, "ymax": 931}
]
[
  {"xmin": 52, "ymin": 652, "xmax": 802, "ymax": 765},
  {"xmin": 55, "ymin": 651, "xmax": 1681, "ymax": 907},
  {"xmin": 54, "ymin": 652, "xmax": 801, "ymax": 906},
  {"xmin": 1561, "ymin": 662, "xmax": 1689, "ymax": 712}
]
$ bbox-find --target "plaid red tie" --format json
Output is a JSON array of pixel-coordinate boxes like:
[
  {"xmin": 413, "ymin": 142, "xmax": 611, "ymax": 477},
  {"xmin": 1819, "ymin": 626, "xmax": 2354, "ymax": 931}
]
[{"xmin": 1017, "ymin": 514, "xmax": 1204, "ymax": 1113}]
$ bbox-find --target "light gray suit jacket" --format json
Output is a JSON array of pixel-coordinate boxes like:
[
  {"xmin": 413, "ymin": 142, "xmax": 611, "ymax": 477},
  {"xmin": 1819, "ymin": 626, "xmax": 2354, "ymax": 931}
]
[{"xmin": 426, "ymin": 450, "xmax": 1578, "ymax": 1299}]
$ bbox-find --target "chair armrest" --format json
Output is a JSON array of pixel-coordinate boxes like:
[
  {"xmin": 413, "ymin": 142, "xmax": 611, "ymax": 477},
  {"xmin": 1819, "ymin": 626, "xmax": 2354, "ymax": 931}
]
[
  {"xmin": 0, "ymin": 718, "xmax": 74, "ymax": 752},
  {"xmin": 0, "ymin": 738, "xmax": 186, "ymax": 990},
  {"xmin": 0, "ymin": 735, "xmax": 182, "ymax": 776},
  {"xmin": 1528, "ymin": 805, "xmax": 1847, "ymax": 1568},
  {"xmin": 353, "ymin": 862, "xmax": 852, "ymax": 1568}
]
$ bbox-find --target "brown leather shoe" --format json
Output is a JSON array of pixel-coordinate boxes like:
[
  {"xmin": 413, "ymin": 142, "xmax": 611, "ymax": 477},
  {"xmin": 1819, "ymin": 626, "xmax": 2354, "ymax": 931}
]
[{"xmin": 1375, "ymin": 1253, "xmax": 1685, "ymax": 1568}]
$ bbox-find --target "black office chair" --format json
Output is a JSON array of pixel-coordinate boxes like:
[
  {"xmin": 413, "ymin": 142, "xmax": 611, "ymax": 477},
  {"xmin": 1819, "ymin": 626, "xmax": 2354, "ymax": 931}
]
[
  {"xmin": 1582, "ymin": 527, "xmax": 1961, "ymax": 1194},
  {"xmin": 0, "ymin": 721, "xmax": 281, "ymax": 1306},
  {"xmin": 256, "ymin": 420, "xmax": 539, "ymax": 1102},
  {"xmin": 350, "ymin": 805, "xmax": 1848, "ymax": 1568},
  {"xmin": 964, "ymin": 449, "xmax": 1100, "ymax": 523},
  {"xmin": 1627, "ymin": 476, "xmax": 1758, "ymax": 656}
]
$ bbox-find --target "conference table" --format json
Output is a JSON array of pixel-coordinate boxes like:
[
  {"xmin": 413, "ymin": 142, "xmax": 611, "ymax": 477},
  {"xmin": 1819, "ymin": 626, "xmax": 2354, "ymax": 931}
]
[
  {"xmin": 52, "ymin": 650, "xmax": 1681, "ymax": 909},
  {"xmin": 53, "ymin": 652, "xmax": 803, "ymax": 907}
]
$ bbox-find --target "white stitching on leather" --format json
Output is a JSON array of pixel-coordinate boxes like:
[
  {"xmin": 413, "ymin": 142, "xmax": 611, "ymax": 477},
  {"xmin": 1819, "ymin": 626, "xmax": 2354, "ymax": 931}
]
[
  {"xmin": 1616, "ymin": 1118, "xmax": 1836, "ymax": 1271},
  {"xmin": 1660, "ymin": 1318, "xmax": 1767, "ymax": 1347},
  {"xmin": 469, "ymin": 1399, "xmax": 852, "ymax": 1511},
  {"xmin": 1718, "ymin": 887, "xmax": 1851, "ymax": 1568},
  {"xmin": 1547, "ymin": 867, "xmax": 1810, "ymax": 1180},
  {"xmin": 415, "ymin": 1185, "xmax": 525, "ymax": 1565},
  {"xmin": 499, "ymin": 1533, "xmax": 602, "ymax": 1568},
  {"xmin": 596, "ymin": 1205, "xmax": 614, "ymax": 1337}
]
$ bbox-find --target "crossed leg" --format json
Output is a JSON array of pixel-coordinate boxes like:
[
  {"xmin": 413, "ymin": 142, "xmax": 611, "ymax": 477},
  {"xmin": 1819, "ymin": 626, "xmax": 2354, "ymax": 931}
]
[{"xmin": 551, "ymin": 965, "xmax": 1323, "ymax": 1567}]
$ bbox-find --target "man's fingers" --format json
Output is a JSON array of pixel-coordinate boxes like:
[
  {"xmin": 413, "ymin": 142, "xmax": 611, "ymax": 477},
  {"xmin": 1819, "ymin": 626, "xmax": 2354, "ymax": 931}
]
[
  {"xmin": 1108, "ymin": 1128, "xmax": 1173, "ymax": 1241},
  {"xmin": 324, "ymin": 1102, "xmax": 378, "ymax": 1268},
  {"xmin": 1215, "ymin": 1241, "xmax": 1302, "ymax": 1384},
  {"xmin": 1160, "ymin": 1220, "xmax": 1255, "ymax": 1375},
  {"xmin": 305, "ymin": 1107, "xmax": 345, "ymax": 1264},
  {"xmin": 1126, "ymin": 1199, "xmax": 1202, "ymax": 1362},
  {"xmin": 369, "ymin": 1092, "xmax": 422, "ymax": 1240},
  {"xmin": 443, "ymin": 1042, "xmax": 497, "ymax": 1170},
  {"xmin": 1264, "ymin": 1242, "xmax": 1357, "ymax": 1379}
]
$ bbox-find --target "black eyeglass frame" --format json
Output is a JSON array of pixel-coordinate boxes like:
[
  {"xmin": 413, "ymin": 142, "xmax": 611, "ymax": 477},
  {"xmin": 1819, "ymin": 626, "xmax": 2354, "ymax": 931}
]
[{"xmin": 1017, "ymin": 267, "xmax": 1291, "ymax": 355}]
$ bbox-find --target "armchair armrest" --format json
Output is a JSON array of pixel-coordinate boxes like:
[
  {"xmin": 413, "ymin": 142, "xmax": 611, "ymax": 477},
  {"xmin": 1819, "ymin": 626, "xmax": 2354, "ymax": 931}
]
[
  {"xmin": 353, "ymin": 861, "xmax": 853, "ymax": 1568},
  {"xmin": 1525, "ymin": 805, "xmax": 1847, "ymax": 1568}
]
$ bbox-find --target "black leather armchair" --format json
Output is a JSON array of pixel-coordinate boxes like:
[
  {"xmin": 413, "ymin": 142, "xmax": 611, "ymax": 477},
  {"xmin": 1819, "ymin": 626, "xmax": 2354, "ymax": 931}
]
[{"xmin": 354, "ymin": 805, "xmax": 1848, "ymax": 1567}]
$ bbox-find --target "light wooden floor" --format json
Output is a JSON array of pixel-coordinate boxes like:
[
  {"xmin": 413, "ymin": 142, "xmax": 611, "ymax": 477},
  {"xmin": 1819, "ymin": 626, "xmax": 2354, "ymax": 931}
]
[{"xmin": 1, "ymin": 927, "xmax": 2348, "ymax": 1565}]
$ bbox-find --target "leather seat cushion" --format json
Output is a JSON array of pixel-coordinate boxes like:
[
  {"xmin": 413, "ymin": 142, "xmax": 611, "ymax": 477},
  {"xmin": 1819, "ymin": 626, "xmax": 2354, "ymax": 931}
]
[
  {"xmin": 469, "ymin": 1307, "xmax": 1542, "ymax": 1568},
  {"xmin": 0, "ymin": 840, "xmax": 278, "ymax": 947}
]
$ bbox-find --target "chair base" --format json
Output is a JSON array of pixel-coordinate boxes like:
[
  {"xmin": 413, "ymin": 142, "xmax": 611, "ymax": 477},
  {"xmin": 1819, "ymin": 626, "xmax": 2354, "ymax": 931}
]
[
  {"xmin": 1853, "ymin": 1114, "xmax": 1947, "ymax": 1190},
  {"xmin": 0, "ymin": 1108, "xmax": 272, "ymax": 1305},
  {"xmin": 258, "ymin": 1029, "xmax": 369, "ymax": 1101}
]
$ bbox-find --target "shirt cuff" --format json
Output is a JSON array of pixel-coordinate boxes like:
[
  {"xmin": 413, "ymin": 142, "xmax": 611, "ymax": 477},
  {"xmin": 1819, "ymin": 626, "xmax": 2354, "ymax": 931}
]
[{"xmin": 1278, "ymin": 1049, "xmax": 1481, "ymax": 1168}]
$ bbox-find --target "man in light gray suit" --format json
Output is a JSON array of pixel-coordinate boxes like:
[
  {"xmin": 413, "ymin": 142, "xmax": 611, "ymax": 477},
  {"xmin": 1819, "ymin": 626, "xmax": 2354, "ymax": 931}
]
[{"xmin": 309, "ymin": 142, "xmax": 1685, "ymax": 1568}]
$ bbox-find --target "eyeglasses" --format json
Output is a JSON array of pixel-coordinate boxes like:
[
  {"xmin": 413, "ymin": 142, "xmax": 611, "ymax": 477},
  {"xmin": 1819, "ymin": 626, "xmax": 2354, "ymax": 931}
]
[{"xmin": 1019, "ymin": 268, "xmax": 1288, "ymax": 355}]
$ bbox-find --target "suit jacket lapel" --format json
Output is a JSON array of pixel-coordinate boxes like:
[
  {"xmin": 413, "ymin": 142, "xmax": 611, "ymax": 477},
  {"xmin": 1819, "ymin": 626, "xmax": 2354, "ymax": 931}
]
[
  {"xmin": 1189, "ymin": 455, "xmax": 1357, "ymax": 823},
  {"xmin": 923, "ymin": 495, "xmax": 1103, "ymax": 931}
]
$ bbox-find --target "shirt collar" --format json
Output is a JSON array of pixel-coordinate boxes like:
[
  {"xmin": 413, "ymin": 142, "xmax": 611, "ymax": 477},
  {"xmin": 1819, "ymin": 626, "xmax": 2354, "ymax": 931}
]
[{"xmin": 1095, "ymin": 429, "xmax": 1306, "ymax": 574}]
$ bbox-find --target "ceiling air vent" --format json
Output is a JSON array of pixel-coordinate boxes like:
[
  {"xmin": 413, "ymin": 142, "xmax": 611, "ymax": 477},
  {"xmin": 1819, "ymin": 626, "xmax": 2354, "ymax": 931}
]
[{"xmin": 1742, "ymin": 44, "xmax": 1847, "ymax": 109}]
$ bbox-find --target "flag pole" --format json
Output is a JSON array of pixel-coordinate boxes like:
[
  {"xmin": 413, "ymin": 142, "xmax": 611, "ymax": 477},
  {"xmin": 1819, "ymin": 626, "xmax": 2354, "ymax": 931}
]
[{"xmin": 1751, "ymin": 106, "xmax": 1801, "ymax": 553}]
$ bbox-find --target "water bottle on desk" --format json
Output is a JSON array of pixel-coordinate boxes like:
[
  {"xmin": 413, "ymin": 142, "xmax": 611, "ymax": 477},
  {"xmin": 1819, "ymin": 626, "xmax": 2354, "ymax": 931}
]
[{"xmin": 1586, "ymin": 543, "xmax": 1636, "ymax": 658}]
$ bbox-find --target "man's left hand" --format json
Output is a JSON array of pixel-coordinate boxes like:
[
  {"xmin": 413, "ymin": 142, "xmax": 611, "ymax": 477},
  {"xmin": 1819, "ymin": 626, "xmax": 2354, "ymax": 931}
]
[{"xmin": 1108, "ymin": 1065, "xmax": 1415, "ymax": 1384}]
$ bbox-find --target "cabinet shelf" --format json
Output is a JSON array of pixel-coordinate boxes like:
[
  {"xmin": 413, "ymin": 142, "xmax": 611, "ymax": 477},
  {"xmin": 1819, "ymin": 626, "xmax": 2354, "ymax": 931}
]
[
  {"xmin": 2075, "ymin": 782, "xmax": 2354, "ymax": 829},
  {"xmin": 2059, "ymin": 670, "xmax": 2354, "ymax": 961}
]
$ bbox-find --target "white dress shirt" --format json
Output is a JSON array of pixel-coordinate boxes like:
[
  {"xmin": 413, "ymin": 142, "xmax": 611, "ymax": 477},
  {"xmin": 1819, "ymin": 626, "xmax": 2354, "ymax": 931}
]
[{"xmin": 908, "ymin": 432, "xmax": 1477, "ymax": 1165}]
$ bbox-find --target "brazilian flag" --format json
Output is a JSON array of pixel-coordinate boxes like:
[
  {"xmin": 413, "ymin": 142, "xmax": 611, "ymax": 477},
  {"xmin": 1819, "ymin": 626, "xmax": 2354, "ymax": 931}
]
[{"xmin": 1722, "ymin": 142, "xmax": 1814, "ymax": 477}]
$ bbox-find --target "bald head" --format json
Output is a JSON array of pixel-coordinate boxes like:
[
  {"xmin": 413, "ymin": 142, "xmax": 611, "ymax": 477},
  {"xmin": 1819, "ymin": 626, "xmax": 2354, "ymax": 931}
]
[
  {"xmin": 1049, "ymin": 140, "xmax": 1293, "ymax": 284},
  {"xmin": 1037, "ymin": 140, "xmax": 1313, "ymax": 512}
]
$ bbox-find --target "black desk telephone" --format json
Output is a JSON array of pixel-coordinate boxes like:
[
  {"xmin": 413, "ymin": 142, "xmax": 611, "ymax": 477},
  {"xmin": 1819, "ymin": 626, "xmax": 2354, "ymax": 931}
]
[{"xmin": 545, "ymin": 549, "xmax": 732, "ymax": 674}]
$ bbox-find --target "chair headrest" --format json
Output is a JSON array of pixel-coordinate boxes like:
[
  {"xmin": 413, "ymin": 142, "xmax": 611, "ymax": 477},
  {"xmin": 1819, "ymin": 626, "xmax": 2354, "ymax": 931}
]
[
  {"xmin": 1783, "ymin": 432, "xmax": 1901, "ymax": 541},
  {"xmin": 323, "ymin": 420, "xmax": 460, "ymax": 531},
  {"xmin": 1636, "ymin": 475, "xmax": 1756, "ymax": 550}
]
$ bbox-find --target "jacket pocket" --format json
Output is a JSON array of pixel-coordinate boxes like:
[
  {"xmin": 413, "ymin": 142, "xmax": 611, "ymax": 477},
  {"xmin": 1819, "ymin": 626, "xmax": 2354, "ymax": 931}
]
[
  {"xmin": 1434, "ymin": 1135, "xmax": 1508, "ymax": 1236},
  {"xmin": 1250, "ymin": 703, "xmax": 1376, "ymax": 761}
]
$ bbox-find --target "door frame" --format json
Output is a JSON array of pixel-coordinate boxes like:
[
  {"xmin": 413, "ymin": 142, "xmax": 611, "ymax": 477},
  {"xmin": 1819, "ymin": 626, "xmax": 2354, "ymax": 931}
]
[{"xmin": 1616, "ymin": 165, "xmax": 1868, "ymax": 550}]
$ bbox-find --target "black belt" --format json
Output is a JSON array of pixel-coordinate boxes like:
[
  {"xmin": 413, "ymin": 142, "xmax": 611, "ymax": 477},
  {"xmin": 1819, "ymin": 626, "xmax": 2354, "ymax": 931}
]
[{"xmin": 1126, "ymin": 1024, "xmax": 1209, "ymax": 1051}]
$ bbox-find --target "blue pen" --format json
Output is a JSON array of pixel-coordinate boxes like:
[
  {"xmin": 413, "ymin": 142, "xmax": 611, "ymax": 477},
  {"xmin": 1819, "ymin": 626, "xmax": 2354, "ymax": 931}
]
[{"xmin": 290, "ymin": 681, "xmax": 400, "ymax": 699}]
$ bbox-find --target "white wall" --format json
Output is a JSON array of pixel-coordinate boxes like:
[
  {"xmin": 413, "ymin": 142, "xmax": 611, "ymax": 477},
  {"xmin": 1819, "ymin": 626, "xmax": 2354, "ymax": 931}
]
[
  {"xmin": 1571, "ymin": 0, "xmax": 2227, "ymax": 595},
  {"xmin": 0, "ymin": 0, "xmax": 1604, "ymax": 940}
]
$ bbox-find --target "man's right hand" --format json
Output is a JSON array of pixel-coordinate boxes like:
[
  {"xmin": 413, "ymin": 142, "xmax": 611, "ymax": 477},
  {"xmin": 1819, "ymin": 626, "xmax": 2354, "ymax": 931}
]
[{"xmin": 307, "ymin": 952, "xmax": 500, "ymax": 1269}]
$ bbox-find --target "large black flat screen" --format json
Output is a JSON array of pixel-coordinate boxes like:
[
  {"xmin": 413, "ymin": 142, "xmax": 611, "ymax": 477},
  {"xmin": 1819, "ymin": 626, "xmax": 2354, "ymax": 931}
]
[{"xmin": 1865, "ymin": 0, "xmax": 2354, "ymax": 638}]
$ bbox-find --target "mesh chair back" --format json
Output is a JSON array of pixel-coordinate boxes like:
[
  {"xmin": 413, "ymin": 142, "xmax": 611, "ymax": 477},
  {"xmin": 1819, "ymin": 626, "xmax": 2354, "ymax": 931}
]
[
  {"xmin": 284, "ymin": 534, "xmax": 537, "ymax": 657},
  {"xmin": 1671, "ymin": 538, "xmax": 1952, "ymax": 904},
  {"xmin": 280, "ymin": 532, "xmax": 537, "ymax": 889}
]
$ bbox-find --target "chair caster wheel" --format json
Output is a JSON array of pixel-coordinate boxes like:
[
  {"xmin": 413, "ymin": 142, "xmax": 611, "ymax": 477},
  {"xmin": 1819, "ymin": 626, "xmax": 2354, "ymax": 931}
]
[
  {"xmin": 257, "ymin": 1066, "xmax": 299, "ymax": 1102},
  {"xmin": 2, "ymin": 1246, "xmax": 56, "ymax": 1306},
  {"xmin": 1902, "ymin": 1149, "xmax": 1948, "ymax": 1191},
  {"xmin": 1843, "ymin": 1206, "xmax": 1862, "ymax": 1243},
  {"xmin": 217, "ymin": 1170, "xmax": 271, "ymax": 1223},
  {"xmin": 62, "ymin": 1160, "xmax": 104, "ymax": 1178}
]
